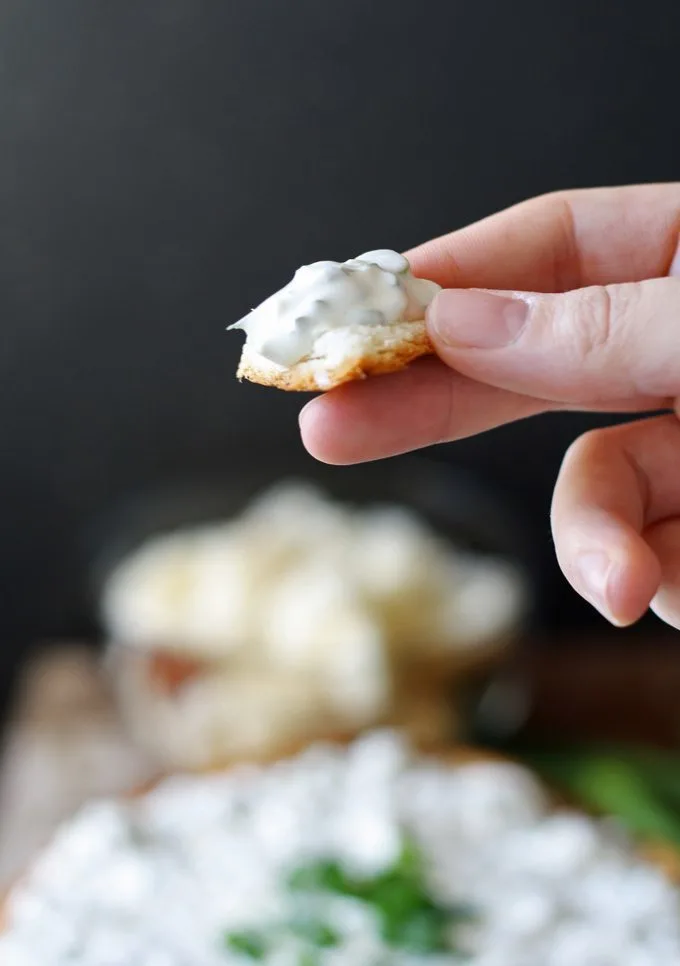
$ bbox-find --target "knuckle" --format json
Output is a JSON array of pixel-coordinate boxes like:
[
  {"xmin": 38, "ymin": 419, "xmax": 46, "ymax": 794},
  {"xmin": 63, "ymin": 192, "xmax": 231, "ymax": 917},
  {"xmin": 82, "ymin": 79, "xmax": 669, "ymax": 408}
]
[
  {"xmin": 538, "ymin": 276, "xmax": 680, "ymax": 398},
  {"xmin": 555, "ymin": 283, "xmax": 640, "ymax": 368},
  {"xmin": 571, "ymin": 287, "xmax": 614, "ymax": 361}
]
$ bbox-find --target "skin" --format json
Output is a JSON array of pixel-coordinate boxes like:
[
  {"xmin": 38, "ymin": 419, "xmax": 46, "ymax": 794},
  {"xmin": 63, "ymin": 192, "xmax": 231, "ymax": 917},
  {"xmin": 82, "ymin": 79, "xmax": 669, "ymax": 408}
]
[{"xmin": 299, "ymin": 184, "xmax": 680, "ymax": 630}]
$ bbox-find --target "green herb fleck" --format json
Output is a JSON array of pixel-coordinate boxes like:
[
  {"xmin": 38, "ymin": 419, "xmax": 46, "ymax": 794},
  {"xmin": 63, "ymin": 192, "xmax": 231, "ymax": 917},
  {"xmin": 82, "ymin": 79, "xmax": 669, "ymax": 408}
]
[
  {"xmin": 224, "ymin": 930, "xmax": 268, "ymax": 960},
  {"xmin": 383, "ymin": 905, "xmax": 448, "ymax": 953},
  {"xmin": 291, "ymin": 919, "xmax": 339, "ymax": 948},
  {"xmin": 288, "ymin": 859, "xmax": 353, "ymax": 895}
]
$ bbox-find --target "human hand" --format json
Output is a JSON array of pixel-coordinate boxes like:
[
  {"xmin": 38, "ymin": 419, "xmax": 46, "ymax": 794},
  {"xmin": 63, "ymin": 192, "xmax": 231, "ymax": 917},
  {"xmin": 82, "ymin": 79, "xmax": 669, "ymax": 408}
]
[{"xmin": 299, "ymin": 185, "xmax": 680, "ymax": 630}]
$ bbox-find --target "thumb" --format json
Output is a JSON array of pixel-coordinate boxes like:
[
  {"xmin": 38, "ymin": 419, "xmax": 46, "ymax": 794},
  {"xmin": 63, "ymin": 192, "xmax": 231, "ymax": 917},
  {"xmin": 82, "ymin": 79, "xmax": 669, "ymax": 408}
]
[{"xmin": 426, "ymin": 277, "xmax": 680, "ymax": 405}]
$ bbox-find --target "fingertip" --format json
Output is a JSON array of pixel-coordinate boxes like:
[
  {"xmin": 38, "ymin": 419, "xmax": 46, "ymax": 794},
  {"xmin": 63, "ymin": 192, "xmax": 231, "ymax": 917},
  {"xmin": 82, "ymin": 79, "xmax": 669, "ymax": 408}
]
[
  {"xmin": 564, "ymin": 526, "xmax": 661, "ymax": 627},
  {"xmin": 298, "ymin": 359, "xmax": 453, "ymax": 465},
  {"xmin": 604, "ymin": 539, "xmax": 662, "ymax": 627},
  {"xmin": 299, "ymin": 357, "xmax": 546, "ymax": 466},
  {"xmin": 552, "ymin": 418, "xmax": 672, "ymax": 628},
  {"xmin": 646, "ymin": 518, "xmax": 680, "ymax": 631},
  {"xmin": 298, "ymin": 396, "xmax": 346, "ymax": 465}
]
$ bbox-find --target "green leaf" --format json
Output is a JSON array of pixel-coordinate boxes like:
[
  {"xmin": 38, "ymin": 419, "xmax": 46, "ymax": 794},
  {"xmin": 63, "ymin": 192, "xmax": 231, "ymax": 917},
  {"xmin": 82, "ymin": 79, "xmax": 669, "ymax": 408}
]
[
  {"xmin": 527, "ymin": 749, "xmax": 680, "ymax": 847},
  {"xmin": 624, "ymin": 749, "xmax": 680, "ymax": 811}
]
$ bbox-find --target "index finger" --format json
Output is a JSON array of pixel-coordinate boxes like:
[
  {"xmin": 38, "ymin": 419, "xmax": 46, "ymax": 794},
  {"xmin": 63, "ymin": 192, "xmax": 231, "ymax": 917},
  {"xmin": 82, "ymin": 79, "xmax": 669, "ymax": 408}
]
[{"xmin": 406, "ymin": 183, "xmax": 680, "ymax": 293}]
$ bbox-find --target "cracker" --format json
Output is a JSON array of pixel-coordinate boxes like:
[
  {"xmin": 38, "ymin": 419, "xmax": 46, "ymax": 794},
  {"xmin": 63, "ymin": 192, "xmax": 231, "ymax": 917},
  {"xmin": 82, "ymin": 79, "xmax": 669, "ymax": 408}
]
[{"xmin": 235, "ymin": 319, "xmax": 433, "ymax": 392}]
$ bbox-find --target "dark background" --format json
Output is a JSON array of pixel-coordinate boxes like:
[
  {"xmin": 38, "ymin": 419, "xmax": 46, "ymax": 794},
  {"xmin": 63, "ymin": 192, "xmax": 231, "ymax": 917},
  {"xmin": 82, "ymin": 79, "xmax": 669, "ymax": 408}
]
[{"xmin": 0, "ymin": 0, "xmax": 678, "ymax": 713}]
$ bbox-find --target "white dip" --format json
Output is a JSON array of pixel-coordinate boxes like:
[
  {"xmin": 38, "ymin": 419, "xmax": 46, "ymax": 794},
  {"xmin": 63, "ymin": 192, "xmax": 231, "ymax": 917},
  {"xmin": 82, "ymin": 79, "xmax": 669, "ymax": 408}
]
[
  {"xmin": 2, "ymin": 731, "xmax": 679, "ymax": 966},
  {"xmin": 229, "ymin": 250, "xmax": 440, "ymax": 367}
]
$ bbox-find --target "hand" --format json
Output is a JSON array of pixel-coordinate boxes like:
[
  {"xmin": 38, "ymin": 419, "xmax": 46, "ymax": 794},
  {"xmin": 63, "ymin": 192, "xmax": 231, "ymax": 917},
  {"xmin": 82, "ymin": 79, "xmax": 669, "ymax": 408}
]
[{"xmin": 299, "ymin": 184, "xmax": 680, "ymax": 630}]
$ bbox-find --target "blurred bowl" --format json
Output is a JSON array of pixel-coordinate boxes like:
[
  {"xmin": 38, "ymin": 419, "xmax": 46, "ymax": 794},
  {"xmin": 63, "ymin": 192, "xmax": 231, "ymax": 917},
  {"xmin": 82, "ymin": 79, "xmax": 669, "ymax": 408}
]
[
  {"xmin": 87, "ymin": 456, "xmax": 538, "ymax": 769},
  {"xmin": 88, "ymin": 456, "xmax": 538, "ymax": 604},
  {"xmin": 103, "ymin": 642, "xmax": 471, "ymax": 771}
]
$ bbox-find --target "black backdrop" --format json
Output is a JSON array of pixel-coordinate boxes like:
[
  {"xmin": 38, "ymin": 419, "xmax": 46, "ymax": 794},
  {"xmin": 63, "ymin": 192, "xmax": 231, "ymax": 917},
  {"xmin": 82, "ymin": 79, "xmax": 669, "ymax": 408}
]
[{"xmin": 0, "ymin": 0, "xmax": 679, "ymax": 708}]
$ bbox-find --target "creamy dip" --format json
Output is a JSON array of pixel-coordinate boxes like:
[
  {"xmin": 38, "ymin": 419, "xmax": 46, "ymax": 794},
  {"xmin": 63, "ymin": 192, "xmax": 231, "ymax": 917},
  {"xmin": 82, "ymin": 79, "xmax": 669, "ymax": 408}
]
[
  {"xmin": 2, "ymin": 731, "xmax": 679, "ymax": 966},
  {"xmin": 229, "ymin": 250, "xmax": 440, "ymax": 367}
]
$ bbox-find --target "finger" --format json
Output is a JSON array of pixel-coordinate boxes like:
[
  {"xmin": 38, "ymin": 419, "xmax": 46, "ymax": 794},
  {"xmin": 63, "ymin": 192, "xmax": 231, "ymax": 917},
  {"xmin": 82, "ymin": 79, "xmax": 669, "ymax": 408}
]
[
  {"xmin": 407, "ymin": 183, "xmax": 680, "ymax": 292},
  {"xmin": 647, "ymin": 519, "xmax": 680, "ymax": 630},
  {"xmin": 426, "ymin": 277, "xmax": 680, "ymax": 405},
  {"xmin": 551, "ymin": 414, "xmax": 680, "ymax": 627},
  {"xmin": 300, "ymin": 358, "xmax": 669, "ymax": 466},
  {"xmin": 299, "ymin": 357, "xmax": 548, "ymax": 464}
]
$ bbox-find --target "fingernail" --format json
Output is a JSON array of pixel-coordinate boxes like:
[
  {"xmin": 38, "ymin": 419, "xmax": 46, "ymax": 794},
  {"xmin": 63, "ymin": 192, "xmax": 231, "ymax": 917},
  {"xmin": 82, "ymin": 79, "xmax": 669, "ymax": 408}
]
[
  {"xmin": 427, "ymin": 289, "xmax": 529, "ymax": 349},
  {"xmin": 575, "ymin": 551, "xmax": 612, "ymax": 612}
]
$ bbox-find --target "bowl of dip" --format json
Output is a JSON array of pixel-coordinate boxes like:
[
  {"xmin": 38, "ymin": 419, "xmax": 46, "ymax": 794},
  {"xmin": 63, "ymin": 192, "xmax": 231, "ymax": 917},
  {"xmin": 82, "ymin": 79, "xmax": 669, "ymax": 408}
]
[{"xmin": 2, "ymin": 731, "xmax": 680, "ymax": 966}]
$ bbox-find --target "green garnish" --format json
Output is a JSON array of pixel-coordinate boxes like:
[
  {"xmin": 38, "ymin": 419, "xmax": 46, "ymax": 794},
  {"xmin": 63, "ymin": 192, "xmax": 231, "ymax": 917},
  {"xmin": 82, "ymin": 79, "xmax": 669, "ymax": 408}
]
[
  {"xmin": 287, "ymin": 860, "xmax": 351, "ymax": 895},
  {"xmin": 224, "ymin": 930, "xmax": 268, "ymax": 960},
  {"xmin": 380, "ymin": 902, "xmax": 445, "ymax": 952},
  {"xmin": 223, "ymin": 917, "xmax": 338, "ymax": 961},
  {"xmin": 524, "ymin": 746, "xmax": 680, "ymax": 847},
  {"xmin": 287, "ymin": 836, "xmax": 476, "ymax": 956},
  {"xmin": 290, "ymin": 918, "xmax": 340, "ymax": 948},
  {"xmin": 224, "ymin": 837, "xmax": 475, "ymax": 959}
]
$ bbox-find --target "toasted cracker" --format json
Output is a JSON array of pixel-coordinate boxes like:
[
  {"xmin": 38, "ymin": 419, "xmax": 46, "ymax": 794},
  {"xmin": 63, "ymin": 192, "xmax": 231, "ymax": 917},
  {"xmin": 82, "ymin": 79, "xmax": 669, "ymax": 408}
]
[{"xmin": 235, "ymin": 320, "xmax": 433, "ymax": 392}]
